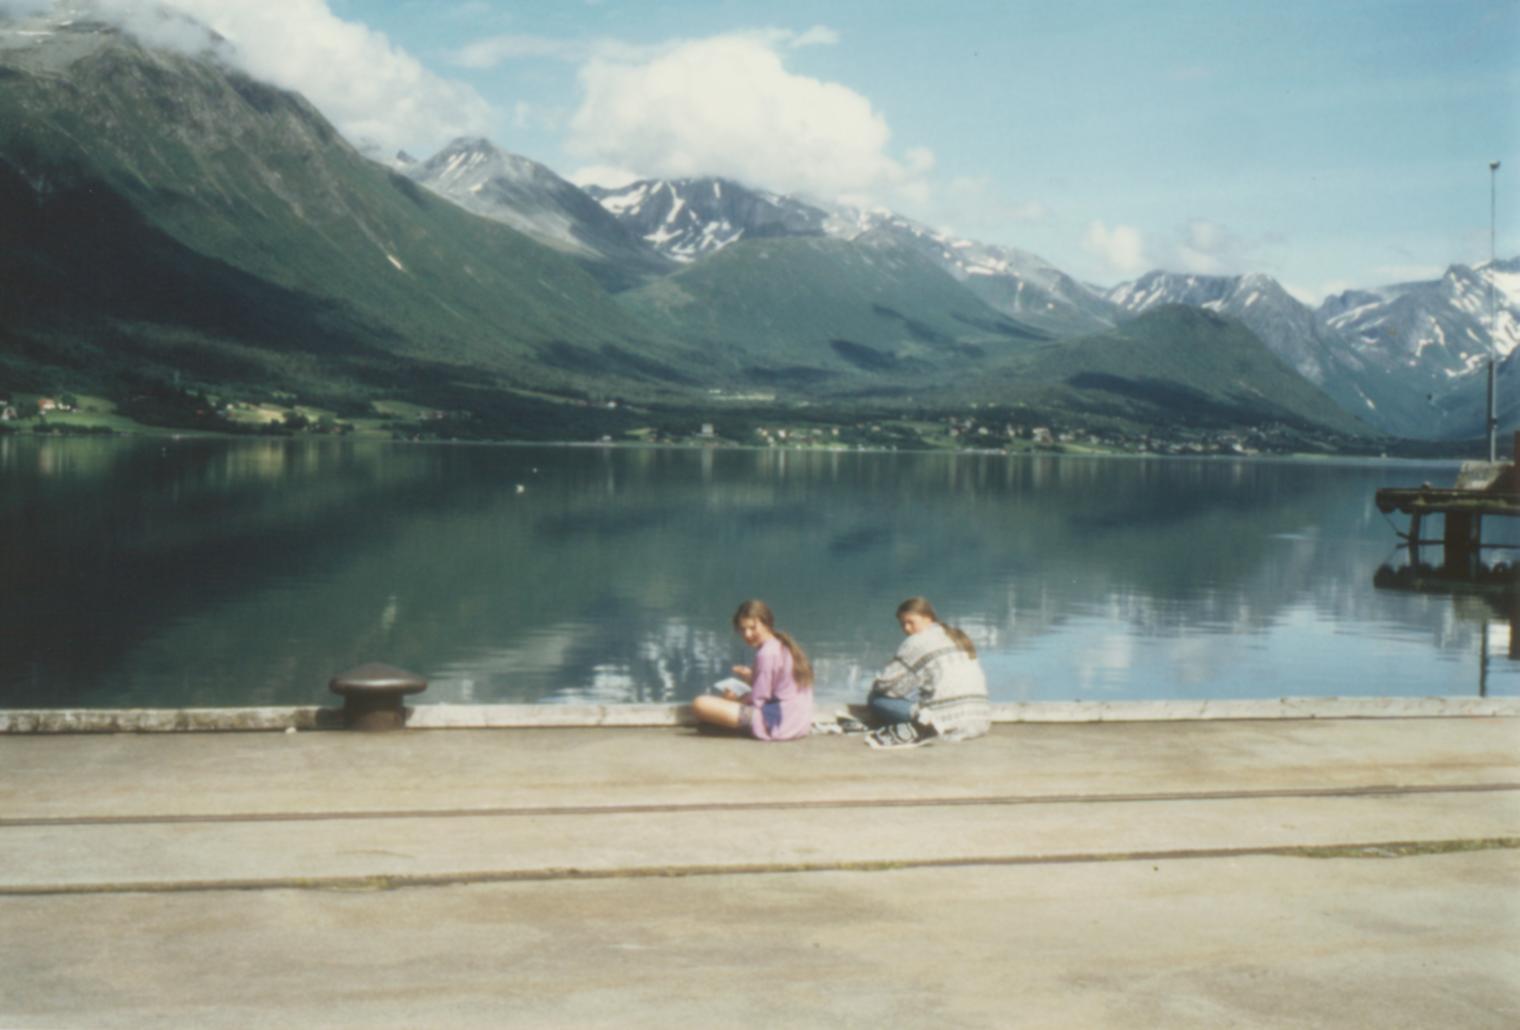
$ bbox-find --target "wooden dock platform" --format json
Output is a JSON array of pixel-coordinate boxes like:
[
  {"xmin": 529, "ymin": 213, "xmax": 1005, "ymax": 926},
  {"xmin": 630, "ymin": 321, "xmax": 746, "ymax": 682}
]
[{"xmin": 1376, "ymin": 452, "xmax": 1520, "ymax": 570}]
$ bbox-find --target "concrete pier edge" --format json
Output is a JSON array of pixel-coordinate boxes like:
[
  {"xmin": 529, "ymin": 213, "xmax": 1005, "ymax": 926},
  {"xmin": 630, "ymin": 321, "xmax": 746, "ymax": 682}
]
[{"xmin": 2, "ymin": 696, "xmax": 1517, "ymax": 733}]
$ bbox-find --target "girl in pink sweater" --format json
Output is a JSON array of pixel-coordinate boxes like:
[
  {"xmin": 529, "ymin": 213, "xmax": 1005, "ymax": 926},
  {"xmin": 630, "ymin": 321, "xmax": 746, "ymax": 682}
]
[{"xmin": 692, "ymin": 599, "xmax": 814, "ymax": 741}]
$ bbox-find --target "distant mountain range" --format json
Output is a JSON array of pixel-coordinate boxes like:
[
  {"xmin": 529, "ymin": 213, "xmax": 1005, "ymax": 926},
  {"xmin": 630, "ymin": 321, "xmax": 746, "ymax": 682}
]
[
  {"xmin": 584, "ymin": 175, "xmax": 1117, "ymax": 339},
  {"xmin": 2, "ymin": 8, "xmax": 1515, "ymax": 446},
  {"xmin": 1108, "ymin": 265, "xmax": 1520, "ymax": 439},
  {"xmin": 575, "ymin": 173, "xmax": 1519, "ymax": 439}
]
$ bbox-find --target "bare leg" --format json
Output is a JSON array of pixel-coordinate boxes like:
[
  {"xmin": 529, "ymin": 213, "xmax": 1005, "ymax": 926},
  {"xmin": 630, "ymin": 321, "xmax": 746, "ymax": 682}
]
[{"xmin": 692, "ymin": 695, "xmax": 748, "ymax": 731}]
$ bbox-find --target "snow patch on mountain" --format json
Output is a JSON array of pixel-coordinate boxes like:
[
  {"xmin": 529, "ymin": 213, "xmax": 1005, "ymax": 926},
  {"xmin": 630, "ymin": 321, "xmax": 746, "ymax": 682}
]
[
  {"xmin": 1318, "ymin": 260, "xmax": 1520, "ymax": 378},
  {"xmin": 818, "ymin": 204, "xmax": 1116, "ymax": 335},
  {"xmin": 1109, "ymin": 270, "xmax": 1350, "ymax": 388},
  {"xmin": 584, "ymin": 176, "xmax": 826, "ymax": 263},
  {"xmin": 583, "ymin": 176, "xmax": 1113, "ymax": 336}
]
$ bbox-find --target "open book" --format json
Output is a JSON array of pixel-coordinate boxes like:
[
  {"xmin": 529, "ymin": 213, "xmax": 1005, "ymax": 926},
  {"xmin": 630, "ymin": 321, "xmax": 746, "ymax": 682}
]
[{"xmin": 707, "ymin": 676, "xmax": 749, "ymax": 697}]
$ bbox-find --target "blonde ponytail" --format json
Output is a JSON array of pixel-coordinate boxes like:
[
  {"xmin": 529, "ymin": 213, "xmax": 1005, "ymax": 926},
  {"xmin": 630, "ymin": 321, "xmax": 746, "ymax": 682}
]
[{"xmin": 942, "ymin": 625, "xmax": 978, "ymax": 659}]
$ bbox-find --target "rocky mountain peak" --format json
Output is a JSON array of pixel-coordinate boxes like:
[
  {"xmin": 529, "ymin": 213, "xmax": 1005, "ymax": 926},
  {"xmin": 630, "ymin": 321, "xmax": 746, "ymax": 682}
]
[
  {"xmin": 584, "ymin": 175, "xmax": 829, "ymax": 263},
  {"xmin": 408, "ymin": 137, "xmax": 670, "ymax": 290}
]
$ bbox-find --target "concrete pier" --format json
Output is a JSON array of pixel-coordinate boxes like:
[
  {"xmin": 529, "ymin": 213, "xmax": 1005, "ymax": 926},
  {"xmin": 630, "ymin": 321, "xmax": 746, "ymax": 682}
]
[{"xmin": 1, "ymin": 717, "xmax": 1517, "ymax": 1027}]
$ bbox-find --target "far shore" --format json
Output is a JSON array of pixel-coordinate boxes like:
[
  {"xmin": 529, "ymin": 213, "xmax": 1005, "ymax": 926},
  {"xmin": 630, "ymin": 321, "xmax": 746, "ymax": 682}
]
[{"xmin": 0, "ymin": 425, "xmax": 1478, "ymax": 464}]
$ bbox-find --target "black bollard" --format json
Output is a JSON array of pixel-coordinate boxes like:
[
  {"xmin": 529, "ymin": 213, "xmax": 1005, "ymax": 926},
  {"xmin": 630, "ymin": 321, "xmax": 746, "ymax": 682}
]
[{"xmin": 328, "ymin": 662, "xmax": 428, "ymax": 731}]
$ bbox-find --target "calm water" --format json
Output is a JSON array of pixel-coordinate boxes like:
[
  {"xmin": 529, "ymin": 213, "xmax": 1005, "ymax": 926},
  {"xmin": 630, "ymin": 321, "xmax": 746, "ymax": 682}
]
[{"xmin": 3, "ymin": 436, "xmax": 1517, "ymax": 708}]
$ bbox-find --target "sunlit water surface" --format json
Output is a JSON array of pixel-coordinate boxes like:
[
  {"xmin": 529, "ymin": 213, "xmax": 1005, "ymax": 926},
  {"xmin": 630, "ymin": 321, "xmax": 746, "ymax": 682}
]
[{"xmin": 4, "ymin": 436, "xmax": 1516, "ymax": 708}]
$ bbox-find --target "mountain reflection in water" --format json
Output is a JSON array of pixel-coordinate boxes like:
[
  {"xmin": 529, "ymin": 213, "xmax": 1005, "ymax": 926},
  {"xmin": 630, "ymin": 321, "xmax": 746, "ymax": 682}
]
[{"xmin": 3, "ymin": 437, "xmax": 1516, "ymax": 708}]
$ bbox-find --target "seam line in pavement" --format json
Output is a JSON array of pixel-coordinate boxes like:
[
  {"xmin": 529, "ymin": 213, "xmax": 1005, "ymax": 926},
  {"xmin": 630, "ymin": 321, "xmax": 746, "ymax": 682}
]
[
  {"xmin": 3, "ymin": 837, "xmax": 1516, "ymax": 897},
  {"xmin": 3, "ymin": 782, "xmax": 1516, "ymax": 829}
]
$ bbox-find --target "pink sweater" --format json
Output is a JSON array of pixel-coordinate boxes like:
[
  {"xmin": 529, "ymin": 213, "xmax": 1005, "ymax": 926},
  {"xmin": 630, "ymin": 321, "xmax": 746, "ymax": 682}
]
[{"xmin": 744, "ymin": 636, "xmax": 812, "ymax": 741}]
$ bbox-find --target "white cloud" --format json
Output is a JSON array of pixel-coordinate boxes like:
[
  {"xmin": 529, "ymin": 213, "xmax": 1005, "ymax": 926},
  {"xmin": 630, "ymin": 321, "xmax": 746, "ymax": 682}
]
[
  {"xmin": 565, "ymin": 32, "xmax": 930, "ymax": 204},
  {"xmin": 1175, "ymin": 218, "xmax": 1238, "ymax": 274},
  {"xmin": 451, "ymin": 33, "xmax": 671, "ymax": 70},
  {"xmin": 788, "ymin": 25, "xmax": 840, "ymax": 48},
  {"xmin": 454, "ymin": 25, "xmax": 840, "ymax": 70},
  {"xmin": 1086, "ymin": 217, "xmax": 1282, "ymax": 282},
  {"xmin": 567, "ymin": 164, "xmax": 644, "ymax": 189},
  {"xmin": 904, "ymin": 146, "xmax": 935, "ymax": 175},
  {"xmin": 452, "ymin": 33, "xmax": 589, "ymax": 68},
  {"xmin": 1283, "ymin": 280, "xmax": 1341, "ymax": 305},
  {"xmin": 84, "ymin": 0, "xmax": 494, "ymax": 156},
  {"xmin": 1084, "ymin": 221, "xmax": 1150, "ymax": 276},
  {"xmin": 60, "ymin": 0, "xmax": 225, "ymax": 53}
]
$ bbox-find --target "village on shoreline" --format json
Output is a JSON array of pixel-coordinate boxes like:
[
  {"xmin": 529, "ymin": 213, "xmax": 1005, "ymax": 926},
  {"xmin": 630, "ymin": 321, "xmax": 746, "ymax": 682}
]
[{"xmin": 0, "ymin": 388, "xmax": 1465, "ymax": 460}]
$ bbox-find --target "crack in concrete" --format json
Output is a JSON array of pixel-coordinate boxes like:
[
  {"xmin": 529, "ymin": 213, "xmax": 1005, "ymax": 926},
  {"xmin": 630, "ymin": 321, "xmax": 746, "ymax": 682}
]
[
  {"xmin": 3, "ymin": 837, "xmax": 1516, "ymax": 898},
  {"xmin": 4, "ymin": 781, "xmax": 1516, "ymax": 829}
]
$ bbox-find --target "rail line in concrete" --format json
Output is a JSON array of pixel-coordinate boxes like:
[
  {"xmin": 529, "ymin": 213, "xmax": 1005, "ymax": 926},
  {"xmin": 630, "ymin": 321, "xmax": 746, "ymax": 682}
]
[
  {"xmin": 4, "ymin": 780, "xmax": 1517, "ymax": 829},
  {"xmin": 5, "ymin": 836, "xmax": 1516, "ymax": 898}
]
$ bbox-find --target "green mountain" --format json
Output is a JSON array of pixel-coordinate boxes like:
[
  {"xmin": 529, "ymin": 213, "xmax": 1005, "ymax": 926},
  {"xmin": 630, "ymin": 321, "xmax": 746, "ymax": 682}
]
[
  {"xmin": 979, "ymin": 305, "xmax": 1374, "ymax": 436},
  {"xmin": 617, "ymin": 229, "xmax": 1051, "ymax": 391},
  {"xmin": 0, "ymin": 19, "xmax": 696, "ymax": 409},
  {"xmin": 0, "ymin": 17, "xmax": 1377, "ymax": 445}
]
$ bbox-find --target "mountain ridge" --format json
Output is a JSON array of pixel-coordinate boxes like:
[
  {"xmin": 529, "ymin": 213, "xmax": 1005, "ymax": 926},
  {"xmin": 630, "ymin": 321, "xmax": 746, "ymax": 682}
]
[
  {"xmin": 616, "ymin": 227, "xmax": 1051, "ymax": 390},
  {"xmin": 581, "ymin": 172, "xmax": 1517, "ymax": 440},
  {"xmin": 1102, "ymin": 267, "xmax": 1520, "ymax": 439},
  {"xmin": 1005, "ymin": 304, "xmax": 1374, "ymax": 439},
  {"xmin": 409, "ymin": 137, "xmax": 672, "ymax": 291},
  {"xmin": 0, "ymin": 16, "xmax": 700, "ymax": 408},
  {"xmin": 0, "ymin": 10, "xmax": 1491, "ymax": 449},
  {"xmin": 588, "ymin": 175, "xmax": 1119, "ymax": 339}
]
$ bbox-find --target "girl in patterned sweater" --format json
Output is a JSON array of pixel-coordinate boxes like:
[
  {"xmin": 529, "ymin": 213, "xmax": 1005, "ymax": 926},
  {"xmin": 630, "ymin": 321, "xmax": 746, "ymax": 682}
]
[{"xmin": 866, "ymin": 597, "xmax": 991, "ymax": 749}]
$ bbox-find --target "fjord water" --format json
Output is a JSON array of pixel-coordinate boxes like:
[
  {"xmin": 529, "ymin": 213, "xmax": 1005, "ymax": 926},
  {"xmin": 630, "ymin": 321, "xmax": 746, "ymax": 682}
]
[{"xmin": 3, "ymin": 437, "xmax": 1516, "ymax": 709}]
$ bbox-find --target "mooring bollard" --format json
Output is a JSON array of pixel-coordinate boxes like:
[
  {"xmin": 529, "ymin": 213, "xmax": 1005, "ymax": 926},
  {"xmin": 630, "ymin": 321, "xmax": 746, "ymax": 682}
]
[{"xmin": 328, "ymin": 662, "xmax": 428, "ymax": 731}]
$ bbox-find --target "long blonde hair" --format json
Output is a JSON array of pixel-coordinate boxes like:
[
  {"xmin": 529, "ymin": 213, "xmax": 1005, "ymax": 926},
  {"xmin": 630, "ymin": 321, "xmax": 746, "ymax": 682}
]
[
  {"xmin": 896, "ymin": 596, "xmax": 977, "ymax": 659},
  {"xmin": 732, "ymin": 599, "xmax": 814, "ymax": 689}
]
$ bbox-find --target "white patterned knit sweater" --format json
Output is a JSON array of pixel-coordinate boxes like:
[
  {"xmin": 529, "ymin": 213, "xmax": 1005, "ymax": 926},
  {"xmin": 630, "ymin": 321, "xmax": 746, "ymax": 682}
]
[{"xmin": 869, "ymin": 623, "xmax": 991, "ymax": 742}]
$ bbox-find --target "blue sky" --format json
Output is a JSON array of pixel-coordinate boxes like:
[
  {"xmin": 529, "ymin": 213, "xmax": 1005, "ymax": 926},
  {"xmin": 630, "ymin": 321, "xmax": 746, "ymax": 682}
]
[{"xmin": 165, "ymin": 1, "xmax": 1520, "ymax": 298}]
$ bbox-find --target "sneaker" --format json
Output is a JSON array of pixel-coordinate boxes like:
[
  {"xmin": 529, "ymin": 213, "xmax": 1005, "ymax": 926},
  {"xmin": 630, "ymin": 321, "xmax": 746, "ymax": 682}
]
[
  {"xmin": 865, "ymin": 723, "xmax": 929, "ymax": 749},
  {"xmin": 834, "ymin": 712, "xmax": 868, "ymax": 734}
]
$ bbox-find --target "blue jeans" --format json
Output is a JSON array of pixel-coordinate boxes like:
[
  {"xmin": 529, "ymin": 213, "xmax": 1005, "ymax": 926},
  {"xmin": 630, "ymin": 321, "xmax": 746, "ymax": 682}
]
[{"xmin": 869, "ymin": 692, "xmax": 917, "ymax": 725}]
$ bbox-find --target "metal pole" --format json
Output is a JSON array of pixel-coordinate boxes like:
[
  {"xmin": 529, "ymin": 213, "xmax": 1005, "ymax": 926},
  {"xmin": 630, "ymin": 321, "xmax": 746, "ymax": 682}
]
[
  {"xmin": 1480, "ymin": 617, "xmax": 1489, "ymax": 698},
  {"xmin": 1489, "ymin": 160, "xmax": 1501, "ymax": 462},
  {"xmin": 1487, "ymin": 359, "xmax": 1496, "ymax": 460}
]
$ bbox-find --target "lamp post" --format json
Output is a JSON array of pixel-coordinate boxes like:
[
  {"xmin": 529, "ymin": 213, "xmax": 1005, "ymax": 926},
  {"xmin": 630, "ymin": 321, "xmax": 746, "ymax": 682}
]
[{"xmin": 1488, "ymin": 159, "xmax": 1501, "ymax": 461}]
